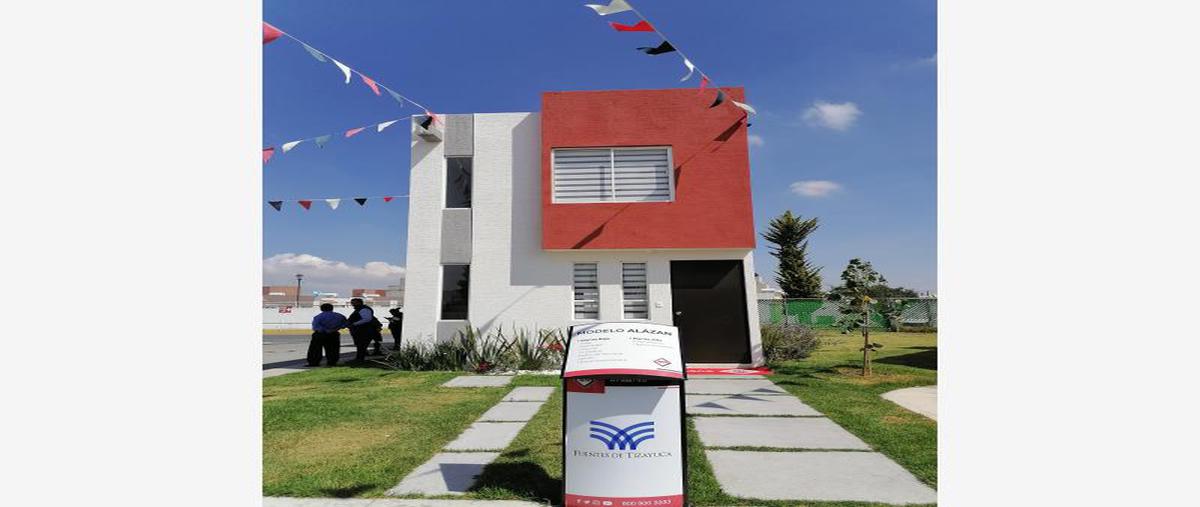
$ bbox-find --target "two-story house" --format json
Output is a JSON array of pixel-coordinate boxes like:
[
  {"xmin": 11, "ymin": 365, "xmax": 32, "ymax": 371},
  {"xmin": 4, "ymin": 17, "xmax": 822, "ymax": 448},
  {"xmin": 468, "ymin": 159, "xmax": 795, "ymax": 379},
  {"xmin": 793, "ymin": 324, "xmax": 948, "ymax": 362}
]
[{"xmin": 401, "ymin": 87, "xmax": 763, "ymax": 366}]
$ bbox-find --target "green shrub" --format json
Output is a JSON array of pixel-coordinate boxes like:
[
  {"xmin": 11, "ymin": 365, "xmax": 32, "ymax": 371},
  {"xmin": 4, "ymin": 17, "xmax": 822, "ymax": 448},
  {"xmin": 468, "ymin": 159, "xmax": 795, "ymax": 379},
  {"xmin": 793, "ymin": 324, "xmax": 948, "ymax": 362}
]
[
  {"xmin": 378, "ymin": 325, "xmax": 564, "ymax": 372},
  {"xmin": 761, "ymin": 323, "xmax": 821, "ymax": 362}
]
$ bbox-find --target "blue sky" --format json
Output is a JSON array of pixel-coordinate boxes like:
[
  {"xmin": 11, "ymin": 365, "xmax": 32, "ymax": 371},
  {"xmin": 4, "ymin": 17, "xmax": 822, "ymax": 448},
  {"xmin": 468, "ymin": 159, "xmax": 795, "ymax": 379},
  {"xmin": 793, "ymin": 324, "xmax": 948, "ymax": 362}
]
[{"xmin": 263, "ymin": 0, "xmax": 936, "ymax": 296}]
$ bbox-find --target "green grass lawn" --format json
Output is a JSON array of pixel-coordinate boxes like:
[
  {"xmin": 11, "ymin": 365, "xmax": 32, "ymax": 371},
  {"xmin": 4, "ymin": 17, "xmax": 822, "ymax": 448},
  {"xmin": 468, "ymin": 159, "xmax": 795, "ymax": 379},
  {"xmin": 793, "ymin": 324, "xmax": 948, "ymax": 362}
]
[{"xmin": 263, "ymin": 331, "xmax": 936, "ymax": 505}]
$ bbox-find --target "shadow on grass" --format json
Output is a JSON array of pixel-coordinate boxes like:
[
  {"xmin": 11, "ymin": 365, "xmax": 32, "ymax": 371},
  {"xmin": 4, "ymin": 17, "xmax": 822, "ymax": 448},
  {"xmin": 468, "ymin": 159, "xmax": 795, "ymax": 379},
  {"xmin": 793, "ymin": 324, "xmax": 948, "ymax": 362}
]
[
  {"xmin": 319, "ymin": 484, "xmax": 374, "ymax": 498},
  {"xmin": 876, "ymin": 348, "xmax": 938, "ymax": 370},
  {"xmin": 470, "ymin": 461, "xmax": 561, "ymax": 504}
]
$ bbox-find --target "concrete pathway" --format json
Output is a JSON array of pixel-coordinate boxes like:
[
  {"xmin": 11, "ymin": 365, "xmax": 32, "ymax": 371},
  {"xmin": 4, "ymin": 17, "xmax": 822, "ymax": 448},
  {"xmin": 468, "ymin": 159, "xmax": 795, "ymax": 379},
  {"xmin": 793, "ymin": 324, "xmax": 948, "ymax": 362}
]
[
  {"xmin": 387, "ymin": 377, "xmax": 546, "ymax": 496},
  {"xmin": 266, "ymin": 497, "xmax": 544, "ymax": 507},
  {"xmin": 882, "ymin": 385, "xmax": 938, "ymax": 420},
  {"xmin": 690, "ymin": 376, "xmax": 936, "ymax": 504}
]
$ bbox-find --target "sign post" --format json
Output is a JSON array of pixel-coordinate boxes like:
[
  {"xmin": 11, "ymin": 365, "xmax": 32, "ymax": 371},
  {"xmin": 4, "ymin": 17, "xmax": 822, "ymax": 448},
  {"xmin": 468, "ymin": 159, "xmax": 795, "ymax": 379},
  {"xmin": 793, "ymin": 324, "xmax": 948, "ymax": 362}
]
[{"xmin": 561, "ymin": 322, "xmax": 687, "ymax": 507}]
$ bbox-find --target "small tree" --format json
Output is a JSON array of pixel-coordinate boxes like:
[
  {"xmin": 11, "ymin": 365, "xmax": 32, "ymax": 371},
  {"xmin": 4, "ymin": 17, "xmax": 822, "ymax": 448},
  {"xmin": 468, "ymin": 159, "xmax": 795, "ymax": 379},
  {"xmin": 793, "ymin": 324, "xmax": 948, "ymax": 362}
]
[
  {"xmin": 761, "ymin": 211, "xmax": 823, "ymax": 298},
  {"xmin": 828, "ymin": 258, "xmax": 888, "ymax": 375}
]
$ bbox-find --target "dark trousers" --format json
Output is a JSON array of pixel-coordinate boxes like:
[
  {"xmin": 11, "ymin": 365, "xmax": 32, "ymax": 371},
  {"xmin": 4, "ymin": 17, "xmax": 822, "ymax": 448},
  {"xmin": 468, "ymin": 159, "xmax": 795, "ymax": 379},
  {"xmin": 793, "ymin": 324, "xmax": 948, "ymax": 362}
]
[
  {"xmin": 388, "ymin": 326, "xmax": 402, "ymax": 349},
  {"xmin": 351, "ymin": 332, "xmax": 373, "ymax": 362},
  {"xmin": 307, "ymin": 331, "xmax": 340, "ymax": 366}
]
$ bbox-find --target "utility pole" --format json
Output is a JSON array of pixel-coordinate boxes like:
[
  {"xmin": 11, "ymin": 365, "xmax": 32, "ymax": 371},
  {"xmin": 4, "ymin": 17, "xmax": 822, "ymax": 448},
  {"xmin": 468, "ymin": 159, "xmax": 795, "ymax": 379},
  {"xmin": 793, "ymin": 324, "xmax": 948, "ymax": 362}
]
[{"xmin": 295, "ymin": 274, "xmax": 304, "ymax": 307}]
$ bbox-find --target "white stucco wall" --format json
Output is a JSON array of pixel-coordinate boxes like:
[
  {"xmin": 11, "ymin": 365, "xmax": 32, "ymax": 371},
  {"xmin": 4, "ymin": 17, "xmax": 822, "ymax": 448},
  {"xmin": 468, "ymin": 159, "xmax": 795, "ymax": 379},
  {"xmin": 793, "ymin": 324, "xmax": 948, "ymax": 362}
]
[{"xmin": 401, "ymin": 112, "xmax": 763, "ymax": 366}]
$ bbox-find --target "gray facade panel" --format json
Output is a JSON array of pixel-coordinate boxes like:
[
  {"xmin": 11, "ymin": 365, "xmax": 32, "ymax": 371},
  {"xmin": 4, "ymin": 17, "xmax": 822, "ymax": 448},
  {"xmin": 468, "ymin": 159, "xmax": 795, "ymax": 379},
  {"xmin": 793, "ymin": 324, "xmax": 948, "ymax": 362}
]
[
  {"xmin": 443, "ymin": 114, "xmax": 474, "ymax": 157},
  {"xmin": 436, "ymin": 320, "xmax": 470, "ymax": 342},
  {"xmin": 440, "ymin": 208, "xmax": 472, "ymax": 264}
]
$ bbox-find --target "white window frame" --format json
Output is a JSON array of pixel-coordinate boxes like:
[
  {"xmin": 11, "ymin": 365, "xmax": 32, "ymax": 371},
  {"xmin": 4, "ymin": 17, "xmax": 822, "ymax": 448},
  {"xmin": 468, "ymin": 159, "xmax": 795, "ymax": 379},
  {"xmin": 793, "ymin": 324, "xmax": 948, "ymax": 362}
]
[
  {"xmin": 620, "ymin": 261, "xmax": 650, "ymax": 320},
  {"xmin": 550, "ymin": 146, "xmax": 675, "ymax": 204},
  {"xmin": 571, "ymin": 262, "xmax": 601, "ymax": 321}
]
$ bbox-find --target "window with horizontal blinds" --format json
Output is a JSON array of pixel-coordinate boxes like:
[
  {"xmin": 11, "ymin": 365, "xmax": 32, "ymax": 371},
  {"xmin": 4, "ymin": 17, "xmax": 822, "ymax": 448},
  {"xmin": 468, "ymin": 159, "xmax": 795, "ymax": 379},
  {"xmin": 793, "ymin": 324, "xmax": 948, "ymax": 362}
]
[
  {"xmin": 621, "ymin": 262, "xmax": 649, "ymax": 319},
  {"xmin": 553, "ymin": 147, "xmax": 672, "ymax": 203},
  {"xmin": 573, "ymin": 263, "xmax": 599, "ymax": 320}
]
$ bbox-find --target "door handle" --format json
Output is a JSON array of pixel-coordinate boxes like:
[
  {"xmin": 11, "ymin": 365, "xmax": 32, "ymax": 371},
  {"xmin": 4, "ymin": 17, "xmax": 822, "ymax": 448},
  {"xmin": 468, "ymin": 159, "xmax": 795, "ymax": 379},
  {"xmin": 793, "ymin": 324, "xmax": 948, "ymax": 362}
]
[{"xmin": 674, "ymin": 311, "xmax": 683, "ymax": 316}]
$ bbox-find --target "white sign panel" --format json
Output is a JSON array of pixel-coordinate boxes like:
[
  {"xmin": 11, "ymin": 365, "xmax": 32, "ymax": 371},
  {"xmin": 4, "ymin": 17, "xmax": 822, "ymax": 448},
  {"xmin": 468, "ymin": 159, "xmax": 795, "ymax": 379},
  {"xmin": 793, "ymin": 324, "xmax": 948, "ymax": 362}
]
[
  {"xmin": 564, "ymin": 323, "xmax": 683, "ymax": 379},
  {"xmin": 564, "ymin": 381, "xmax": 684, "ymax": 507}
]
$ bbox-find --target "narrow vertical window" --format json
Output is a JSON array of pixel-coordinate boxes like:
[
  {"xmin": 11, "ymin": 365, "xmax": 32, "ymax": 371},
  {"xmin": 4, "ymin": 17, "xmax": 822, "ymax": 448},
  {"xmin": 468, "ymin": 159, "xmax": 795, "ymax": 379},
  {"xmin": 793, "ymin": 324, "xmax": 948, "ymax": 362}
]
[
  {"xmin": 445, "ymin": 157, "xmax": 472, "ymax": 208},
  {"xmin": 622, "ymin": 262, "xmax": 648, "ymax": 319},
  {"xmin": 573, "ymin": 263, "xmax": 599, "ymax": 320},
  {"xmin": 441, "ymin": 265, "xmax": 470, "ymax": 319}
]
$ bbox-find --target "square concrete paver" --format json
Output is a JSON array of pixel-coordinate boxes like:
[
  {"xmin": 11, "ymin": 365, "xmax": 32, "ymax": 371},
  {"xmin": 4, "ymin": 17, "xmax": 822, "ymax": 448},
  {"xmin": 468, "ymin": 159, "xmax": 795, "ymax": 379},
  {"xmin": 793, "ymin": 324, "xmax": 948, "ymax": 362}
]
[
  {"xmin": 686, "ymin": 378, "xmax": 787, "ymax": 395},
  {"xmin": 442, "ymin": 375, "xmax": 514, "ymax": 388},
  {"xmin": 687, "ymin": 394, "xmax": 822, "ymax": 416},
  {"xmin": 694, "ymin": 416, "xmax": 870, "ymax": 450},
  {"xmin": 706, "ymin": 450, "xmax": 936, "ymax": 504},
  {"xmin": 478, "ymin": 401, "xmax": 545, "ymax": 422},
  {"xmin": 501, "ymin": 386, "xmax": 555, "ymax": 401},
  {"xmin": 385, "ymin": 452, "xmax": 501, "ymax": 496},
  {"xmin": 444, "ymin": 422, "xmax": 526, "ymax": 451}
]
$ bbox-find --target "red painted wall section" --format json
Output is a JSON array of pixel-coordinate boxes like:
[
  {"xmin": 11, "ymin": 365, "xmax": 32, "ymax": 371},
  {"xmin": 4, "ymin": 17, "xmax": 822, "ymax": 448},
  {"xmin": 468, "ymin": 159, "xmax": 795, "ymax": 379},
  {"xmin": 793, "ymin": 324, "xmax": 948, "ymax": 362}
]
[{"xmin": 541, "ymin": 88, "xmax": 755, "ymax": 250}]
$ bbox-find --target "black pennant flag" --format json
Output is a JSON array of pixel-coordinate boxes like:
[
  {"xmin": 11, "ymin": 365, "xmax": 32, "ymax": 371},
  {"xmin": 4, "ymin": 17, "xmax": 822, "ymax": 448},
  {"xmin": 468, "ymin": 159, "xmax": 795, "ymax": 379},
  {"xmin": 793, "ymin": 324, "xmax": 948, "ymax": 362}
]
[
  {"xmin": 419, "ymin": 115, "xmax": 434, "ymax": 129},
  {"xmin": 268, "ymin": 201, "xmax": 283, "ymax": 211},
  {"xmin": 354, "ymin": 198, "xmax": 368, "ymax": 206},
  {"xmin": 709, "ymin": 89, "xmax": 726, "ymax": 108},
  {"xmin": 636, "ymin": 41, "xmax": 675, "ymax": 55}
]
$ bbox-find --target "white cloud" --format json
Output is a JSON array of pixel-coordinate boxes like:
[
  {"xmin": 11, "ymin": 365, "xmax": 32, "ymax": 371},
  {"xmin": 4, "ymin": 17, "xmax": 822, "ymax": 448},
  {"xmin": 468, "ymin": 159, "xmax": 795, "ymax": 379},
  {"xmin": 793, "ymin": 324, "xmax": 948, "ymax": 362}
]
[
  {"xmin": 747, "ymin": 134, "xmax": 765, "ymax": 147},
  {"xmin": 802, "ymin": 101, "xmax": 862, "ymax": 131},
  {"xmin": 263, "ymin": 253, "xmax": 405, "ymax": 296},
  {"xmin": 790, "ymin": 180, "xmax": 842, "ymax": 198}
]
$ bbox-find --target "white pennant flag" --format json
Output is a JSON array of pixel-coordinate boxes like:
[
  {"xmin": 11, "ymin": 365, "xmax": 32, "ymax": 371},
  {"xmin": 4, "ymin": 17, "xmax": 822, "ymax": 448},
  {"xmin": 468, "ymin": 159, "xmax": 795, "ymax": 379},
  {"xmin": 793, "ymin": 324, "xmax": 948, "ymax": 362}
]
[
  {"xmin": 731, "ymin": 100, "xmax": 757, "ymax": 115},
  {"xmin": 331, "ymin": 58, "xmax": 352, "ymax": 84},
  {"xmin": 585, "ymin": 0, "xmax": 632, "ymax": 16},
  {"xmin": 377, "ymin": 120, "xmax": 399, "ymax": 132},
  {"xmin": 281, "ymin": 140, "xmax": 303, "ymax": 153},
  {"xmin": 325, "ymin": 198, "xmax": 341, "ymax": 210},
  {"xmin": 680, "ymin": 58, "xmax": 696, "ymax": 82}
]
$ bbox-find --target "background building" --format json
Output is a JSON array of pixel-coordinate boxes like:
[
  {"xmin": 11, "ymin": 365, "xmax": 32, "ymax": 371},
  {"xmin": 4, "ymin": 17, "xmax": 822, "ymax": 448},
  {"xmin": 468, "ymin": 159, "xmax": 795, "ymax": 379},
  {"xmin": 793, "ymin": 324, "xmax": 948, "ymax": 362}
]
[{"xmin": 262, "ymin": 285, "xmax": 314, "ymax": 307}]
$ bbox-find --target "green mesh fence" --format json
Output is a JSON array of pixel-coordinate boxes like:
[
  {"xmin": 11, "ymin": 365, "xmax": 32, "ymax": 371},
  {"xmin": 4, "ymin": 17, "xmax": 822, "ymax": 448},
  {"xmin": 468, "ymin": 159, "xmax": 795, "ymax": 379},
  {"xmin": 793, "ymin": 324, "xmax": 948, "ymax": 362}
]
[{"xmin": 757, "ymin": 298, "xmax": 937, "ymax": 330}]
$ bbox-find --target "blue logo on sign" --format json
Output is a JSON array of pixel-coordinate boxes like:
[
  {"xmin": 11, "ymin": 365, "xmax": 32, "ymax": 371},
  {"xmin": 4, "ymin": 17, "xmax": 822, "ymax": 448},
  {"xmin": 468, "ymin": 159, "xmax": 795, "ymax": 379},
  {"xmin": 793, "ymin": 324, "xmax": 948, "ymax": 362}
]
[{"xmin": 589, "ymin": 420, "xmax": 655, "ymax": 450}]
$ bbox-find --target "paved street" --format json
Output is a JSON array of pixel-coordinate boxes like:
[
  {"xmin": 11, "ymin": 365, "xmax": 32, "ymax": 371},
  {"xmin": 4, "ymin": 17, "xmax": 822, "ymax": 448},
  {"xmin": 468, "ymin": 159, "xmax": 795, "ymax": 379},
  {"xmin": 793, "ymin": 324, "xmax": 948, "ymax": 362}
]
[{"xmin": 263, "ymin": 333, "xmax": 389, "ymax": 377}]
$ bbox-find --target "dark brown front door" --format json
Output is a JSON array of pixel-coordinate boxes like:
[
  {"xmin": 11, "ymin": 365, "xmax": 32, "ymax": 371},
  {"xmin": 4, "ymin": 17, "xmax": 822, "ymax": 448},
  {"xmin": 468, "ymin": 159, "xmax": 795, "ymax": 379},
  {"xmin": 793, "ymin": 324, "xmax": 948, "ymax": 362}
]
[{"xmin": 670, "ymin": 260, "xmax": 751, "ymax": 364}]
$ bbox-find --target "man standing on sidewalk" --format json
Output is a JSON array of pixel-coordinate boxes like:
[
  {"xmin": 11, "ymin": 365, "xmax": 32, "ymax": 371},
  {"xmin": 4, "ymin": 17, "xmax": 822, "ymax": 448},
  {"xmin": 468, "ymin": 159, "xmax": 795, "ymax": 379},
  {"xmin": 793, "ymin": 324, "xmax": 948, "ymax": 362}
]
[
  {"xmin": 308, "ymin": 303, "xmax": 346, "ymax": 367},
  {"xmin": 347, "ymin": 298, "xmax": 383, "ymax": 362}
]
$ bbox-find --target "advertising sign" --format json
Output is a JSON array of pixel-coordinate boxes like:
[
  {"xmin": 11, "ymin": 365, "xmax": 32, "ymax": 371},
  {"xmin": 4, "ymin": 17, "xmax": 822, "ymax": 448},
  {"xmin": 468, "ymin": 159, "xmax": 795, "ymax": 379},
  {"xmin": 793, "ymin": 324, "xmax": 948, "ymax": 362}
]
[
  {"xmin": 563, "ymin": 323, "xmax": 683, "ymax": 379},
  {"xmin": 563, "ymin": 379, "xmax": 685, "ymax": 507}
]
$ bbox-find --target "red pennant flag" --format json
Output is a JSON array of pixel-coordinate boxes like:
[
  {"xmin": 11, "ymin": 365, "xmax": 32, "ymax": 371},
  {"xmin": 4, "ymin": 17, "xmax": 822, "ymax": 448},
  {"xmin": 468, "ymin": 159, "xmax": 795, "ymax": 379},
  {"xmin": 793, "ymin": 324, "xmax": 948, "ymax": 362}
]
[
  {"xmin": 263, "ymin": 22, "xmax": 283, "ymax": 45},
  {"xmin": 345, "ymin": 127, "xmax": 366, "ymax": 138},
  {"xmin": 699, "ymin": 75, "xmax": 710, "ymax": 92},
  {"xmin": 610, "ymin": 20, "xmax": 654, "ymax": 32},
  {"xmin": 298, "ymin": 200, "xmax": 312, "ymax": 210},
  {"xmin": 383, "ymin": 196, "xmax": 394, "ymax": 202},
  {"xmin": 263, "ymin": 147, "xmax": 275, "ymax": 164},
  {"xmin": 360, "ymin": 74, "xmax": 382, "ymax": 96}
]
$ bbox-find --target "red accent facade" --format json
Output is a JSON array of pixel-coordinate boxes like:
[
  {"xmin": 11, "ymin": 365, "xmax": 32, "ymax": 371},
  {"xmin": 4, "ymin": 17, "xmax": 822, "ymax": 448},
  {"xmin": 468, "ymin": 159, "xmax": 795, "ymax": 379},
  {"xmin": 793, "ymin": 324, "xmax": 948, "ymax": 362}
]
[{"xmin": 541, "ymin": 88, "xmax": 756, "ymax": 250}]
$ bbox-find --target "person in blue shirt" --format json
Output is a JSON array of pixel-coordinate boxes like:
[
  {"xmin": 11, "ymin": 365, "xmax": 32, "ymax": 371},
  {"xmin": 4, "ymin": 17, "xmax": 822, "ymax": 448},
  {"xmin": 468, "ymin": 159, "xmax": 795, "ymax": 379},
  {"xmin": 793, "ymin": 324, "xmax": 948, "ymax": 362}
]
[{"xmin": 308, "ymin": 303, "xmax": 347, "ymax": 367}]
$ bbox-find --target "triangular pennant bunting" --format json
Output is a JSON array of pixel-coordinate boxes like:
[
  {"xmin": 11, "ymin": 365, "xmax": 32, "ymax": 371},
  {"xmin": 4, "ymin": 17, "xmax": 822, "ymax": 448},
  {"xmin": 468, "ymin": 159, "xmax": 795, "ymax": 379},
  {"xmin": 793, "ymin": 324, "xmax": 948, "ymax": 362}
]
[
  {"xmin": 383, "ymin": 196, "xmax": 394, "ymax": 202},
  {"xmin": 731, "ymin": 100, "xmax": 757, "ymax": 115},
  {"xmin": 314, "ymin": 134, "xmax": 332, "ymax": 147},
  {"xmin": 680, "ymin": 58, "xmax": 696, "ymax": 82},
  {"xmin": 387, "ymin": 89, "xmax": 406, "ymax": 106},
  {"xmin": 699, "ymin": 75, "xmax": 711, "ymax": 92},
  {"xmin": 637, "ymin": 41, "xmax": 675, "ymax": 55},
  {"xmin": 345, "ymin": 127, "xmax": 365, "ymax": 138},
  {"xmin": 268, "ymin": 201, "xmax": 283, "ymax": 211},
  {"xmin": 298, "ymin": 200, "xmax": 312, "ymax": 210},
  {"xmin": 709, "ymin": 89, "xmax": 726, "ymax": 108},
  {"xmin": 263, "ymin": 147, "xmax": 275, "ymax": 164},
  {"xmin": 301, "ymin": 43, "xmax": 327, "ymax": 62},
  {"xmin": 377, "ymin": 120, "xmax": 398, "ymax": 132},
  {"xmin": 281, "ymin": 140, "xmax": 303, "ymax": 153},
  {"xmin": 611, "ymin": 20, "xmax": 654, "ymax": 32},
  {"xmin": 263, "ymin": 22, "xmax": 283, "ymax": 45},
  {"xmin": 585, "ymin": 0, "xmax": 632, "ymax": 16},
  {"xmin": 354, "ymin": 198, "xmax": 368, "ymax": 206},
  {"xmin": 331, "ymin": 58, "xmax": 352, "ymax": 84},
  {"xmin": 326, "ymin": 198, "xmax": 340, "ymax": 210},
  {"xmin": 360, "ymin": 74, "xmax": 381, "ymax": 96},
  {"xmin": 418, "ymin": 115, "xmax": 434, "ymax": 129}
]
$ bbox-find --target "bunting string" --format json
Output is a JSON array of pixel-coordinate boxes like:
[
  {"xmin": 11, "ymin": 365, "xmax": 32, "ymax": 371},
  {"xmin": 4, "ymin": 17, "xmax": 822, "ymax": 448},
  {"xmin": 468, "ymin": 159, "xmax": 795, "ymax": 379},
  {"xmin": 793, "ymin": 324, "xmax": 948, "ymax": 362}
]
[
  {"xmin": 262, "ymin": 116, "xmax": 409, "ymax": 164},
  {"xmin": 266, "ymin": 194, "xmax": 408, "ymax": 212},
  {"xmin": 584, "ymin": 0, "xmax": 756, "ymax": 116}
]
